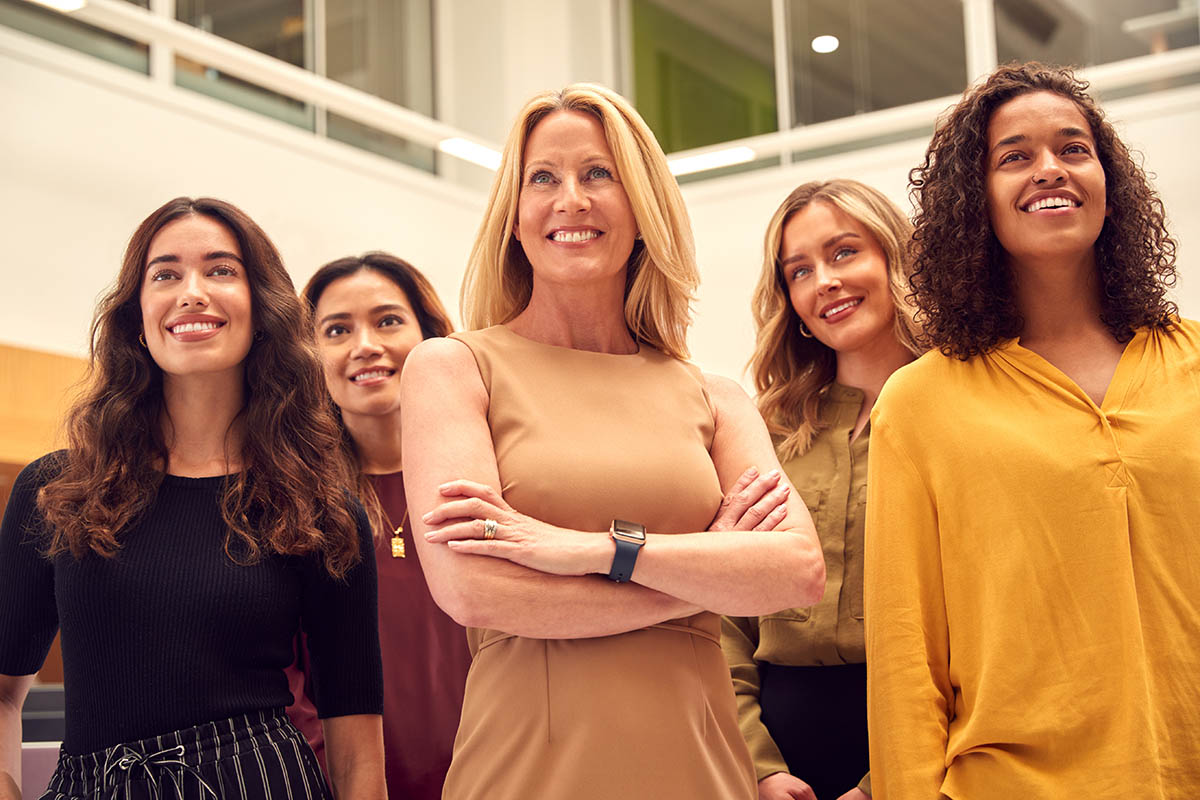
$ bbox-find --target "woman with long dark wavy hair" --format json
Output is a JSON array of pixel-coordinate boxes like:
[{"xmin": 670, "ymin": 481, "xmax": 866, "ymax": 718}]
[
  {"xmin": 0, "ymin": 198, "xmax": 385, "ymax": 800},
  {"xmin": 283, "ymin": 252, "xmax": 471, "ymax": 800},
  {"xmin": 723, "ymin": 179, "xmax": 921, "ymax": 800},
  {"xmin": 865, "ymin": 63, "xmax": 1200, "ymax": 797}
]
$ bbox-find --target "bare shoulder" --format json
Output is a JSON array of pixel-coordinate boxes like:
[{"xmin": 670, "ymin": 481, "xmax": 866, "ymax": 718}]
[
  {"xmin": 401, "ymin": 337, "xmax": 486, "ymax": 406},
  {"xmin": 404, "ymin": 337, "xmax": 479, "ymax": 384},
  {"xmin": 701, "ymin": 372, "xmax": 757, "ymax": 425}
]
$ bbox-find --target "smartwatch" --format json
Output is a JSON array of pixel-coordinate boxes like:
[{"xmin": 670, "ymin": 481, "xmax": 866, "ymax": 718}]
[{"xmin": 607, "ymin": 519, "xmax": 646, "ymax": 583}]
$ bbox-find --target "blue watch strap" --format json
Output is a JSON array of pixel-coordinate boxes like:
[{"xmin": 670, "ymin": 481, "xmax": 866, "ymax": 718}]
[{"xmin": 607, "ymin": 520, "xmax": 645, "ymax": 583}]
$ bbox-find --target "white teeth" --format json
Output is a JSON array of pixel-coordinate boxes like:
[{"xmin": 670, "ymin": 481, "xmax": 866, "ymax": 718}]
[
  {"xmin": 551, "ymin": 230, "xmax": 600, "ymax": 243},
  {"xmin": 170, "ymin": 321, "xmax": 221, "ymax": 334},
  {"xmin": 1023, "ymin": 196, "xmax": 1077, "ymax": 212},
  {"xmin": 821, "ymin": 299, "xmax": 862, "ymax": 318},
  {"xmin": 352, "ymin": 370, "xmax": 392, "ymax": 382}
]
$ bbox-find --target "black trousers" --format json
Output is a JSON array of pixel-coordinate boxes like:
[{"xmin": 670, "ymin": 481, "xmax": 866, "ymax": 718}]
[
  {"xmin": 759, "ymin": 661, "xmax": 870, "ymax": 798},
  {"xmin": 39, "ymin": 709, "xmax": 332, "ymax": 800}
]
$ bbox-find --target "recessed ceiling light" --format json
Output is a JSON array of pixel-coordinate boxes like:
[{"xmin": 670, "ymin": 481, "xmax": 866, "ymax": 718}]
[{"xmin": 811, "ymin": 35, "xmax": 840, "ymax": 54}]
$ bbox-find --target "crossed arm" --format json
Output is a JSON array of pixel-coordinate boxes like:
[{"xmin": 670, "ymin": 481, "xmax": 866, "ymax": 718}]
[{"xmin": 400, "ymin": 337, "xmax": 825, "ymax": 639}]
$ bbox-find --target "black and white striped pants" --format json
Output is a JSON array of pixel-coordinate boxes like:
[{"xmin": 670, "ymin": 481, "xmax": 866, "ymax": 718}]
[{"xmin": 38, "ymin": 708, "xmax": 332, "ymax": 800}]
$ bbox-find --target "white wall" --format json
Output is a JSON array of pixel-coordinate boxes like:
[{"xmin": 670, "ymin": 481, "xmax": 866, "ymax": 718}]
[
  {"xmin": 684, "ymin": 85, "xmax": 1200, "ymax": 383},
  {"xmin": 0, "ymin": 25, "xmax": 483, "ymax": 358},
  {"xmin": 3, "ymin": 18, "xmax": 1197, "ymax": 386}
]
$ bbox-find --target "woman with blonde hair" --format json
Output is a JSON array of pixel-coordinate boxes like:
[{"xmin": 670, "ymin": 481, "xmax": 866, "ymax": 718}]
[
  {"xmin": 723, "ymin": 179, "xmax": 921, "ymax": 800},
  {"xmin": 400, "ymin": 83, "xmax": 825, "ymax": 800}
]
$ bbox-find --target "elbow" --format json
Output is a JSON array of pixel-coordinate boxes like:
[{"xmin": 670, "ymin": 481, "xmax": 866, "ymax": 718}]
[
  {"xmin": 790, "ymin": 532, "xmax": 826, "ymax": 608},
  {"xmin": 428, "ymin": 579, "xmax": 483, "ymax": 628},
  {"xmin": 427, "ymin": 568, "xmax": 500, "ymax": 630}
]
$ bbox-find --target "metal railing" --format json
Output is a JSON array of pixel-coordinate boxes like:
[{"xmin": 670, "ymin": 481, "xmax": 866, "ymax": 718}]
[{"xmin": 18, "ymin": 0, "xmax": 1200, "ymax": 179}]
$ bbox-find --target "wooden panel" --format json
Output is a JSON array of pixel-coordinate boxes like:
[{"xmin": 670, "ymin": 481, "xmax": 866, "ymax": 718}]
[
  {"xmin": 0, "ymin": 344, "xmax": 88, "ymax": 465},
  {"xmin": 0, "ymin": 343, "xmax": 85, "ymax": 686}
]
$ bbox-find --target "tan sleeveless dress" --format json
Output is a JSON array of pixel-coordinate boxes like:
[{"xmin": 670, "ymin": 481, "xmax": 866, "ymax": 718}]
[{"xmin": 442, "ymin": 325, "xmax": 756, "ymax": 800}]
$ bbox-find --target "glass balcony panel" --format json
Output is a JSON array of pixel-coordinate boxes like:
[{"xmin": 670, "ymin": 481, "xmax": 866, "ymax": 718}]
[
  {"xmin": 0, "ymin": 0, "xmax": 150, "ymax": 74},
  {"xmin": 789, "ymin": 0, "xmax": 967, "ymax": 126},
  {"xmin": 324, "ymin": 0, "xmax": 435, "ymax": 171},
  {"xmin": 995, "ymin": 0, "xmax": 1200, "ymax": 68},
  {"xmin": 175, "ymin": 0, "xmax": 312, "ymax": 130},
  {"xmin": 630, "ymin": 0, "xmax": 778, "ymax": 153}
]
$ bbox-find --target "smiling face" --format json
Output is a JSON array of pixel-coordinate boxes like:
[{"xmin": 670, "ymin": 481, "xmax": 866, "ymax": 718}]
[
  {"xmin": 513, "ymin": 110, "xmax": 638, "ymax": 290},
  {"xmin": 780, "ymin": 201, "xmax": 896, "ymax": 357},
  {"xmin": 139, "ymin": 214, "xmax": 254, "ymax": 380},
  {"xmin": 985, "ymin": 90, "xmax": 1108, "ymax": 269},
  {"xmin": 313, "ymin": 269, "xmax": 424, "ymax": 421}
]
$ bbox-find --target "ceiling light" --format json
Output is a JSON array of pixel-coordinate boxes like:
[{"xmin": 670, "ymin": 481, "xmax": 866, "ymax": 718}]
[
  {"xmin": 28, "ymin": 0, "xmax": 87, "ymax": 8},
  {"xmin": 438, "ymin": 138, "xmax": 501, "ymax": 170},
  {"xmin": 811, "ymin": 35, "xmax": 839, "ymax": 54},
  {"xmin": 27, "ymin": 0, "xmax": 87, "ymax": 9},
  {"xmin": 668, "ymin": 146, "xmax": 756, "ymax": 176}
]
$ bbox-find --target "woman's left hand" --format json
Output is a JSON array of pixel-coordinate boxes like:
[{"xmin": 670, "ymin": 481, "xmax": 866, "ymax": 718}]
[{"xmin": 423, "ymin": 480, "xmax": 606, "ymax": 576}]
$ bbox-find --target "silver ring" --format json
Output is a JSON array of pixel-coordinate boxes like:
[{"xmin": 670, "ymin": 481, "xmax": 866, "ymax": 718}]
[{"xmin": 483, "ymin": 519, "xmax": 498, "ymax": 540}]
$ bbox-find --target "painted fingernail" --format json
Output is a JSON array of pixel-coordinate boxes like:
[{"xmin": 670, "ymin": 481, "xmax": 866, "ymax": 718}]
[
  {"xmin": 424, "ymin": 531, "xmax": 437, "ymax": 540},
  {"xmin": 746, "ymin": 466, "xmax": 759, "ymax": 477},
  {"xmin": 768, "ymin": 469, "xmax": 781, "ymax": 479},
  {"xmin": 422, "ymin": 512, "xmax": 434, "ymax": 523}
]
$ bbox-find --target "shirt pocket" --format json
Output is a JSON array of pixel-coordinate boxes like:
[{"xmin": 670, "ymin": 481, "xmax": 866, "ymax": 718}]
[{"xmin": 795, "ymin": 486, "xmax": 826, "ymax": 537}]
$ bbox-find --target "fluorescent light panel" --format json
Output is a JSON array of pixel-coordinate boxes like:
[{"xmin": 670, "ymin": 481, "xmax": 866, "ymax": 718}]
[
  {"xmin": 438, "ymin": 138, "xmax": 501, "ymax": 170},
  {"xmin": 27, "ymin": 0, "xmax": 87, "ymax": 10},
  {"xmin": 668, "ymin": 146, "xmax": 756, "ymax": 176}
]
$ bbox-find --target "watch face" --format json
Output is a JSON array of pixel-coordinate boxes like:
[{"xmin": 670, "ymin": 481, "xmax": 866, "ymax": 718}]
[{"xmin": 612, "ymin": 519, "xmax": 646, "ymax": 542}]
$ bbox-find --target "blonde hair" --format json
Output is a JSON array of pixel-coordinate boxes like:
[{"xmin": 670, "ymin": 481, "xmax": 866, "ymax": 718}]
[
  {"xmin": 750, "ymin": 179, "xmax": 923, "ymax": 460},
  {"xmin": 460, "ymin": 83, "xmax": 698, "ymax": 360}
]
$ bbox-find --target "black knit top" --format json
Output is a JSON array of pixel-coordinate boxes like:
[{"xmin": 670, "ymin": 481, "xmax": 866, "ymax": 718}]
[{"xmin": 0, "ymin": 452, "xmax": 383, "ymax": 755}]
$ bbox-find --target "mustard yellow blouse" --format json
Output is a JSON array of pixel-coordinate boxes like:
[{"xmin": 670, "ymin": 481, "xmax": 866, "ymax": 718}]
[{"xmin": 865, "ymin": 321, "xmax": 1200, "ymax": 799}]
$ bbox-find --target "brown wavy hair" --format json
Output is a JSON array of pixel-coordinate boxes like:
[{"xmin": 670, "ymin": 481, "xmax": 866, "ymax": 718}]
[
  {"xmin": 750, "ymin": 180, "xmax": 922, "ymax": 460},
  {"xmin": 909, "ymin": 62, "xmax": 1177, "ymax": 359},
  {"xmin": 37, "ymin": 197, "xmax": 361, "ymax": 577},
  {"xmin": 302, "ymin": 252, "xmax": 454, "ymax": 539}
]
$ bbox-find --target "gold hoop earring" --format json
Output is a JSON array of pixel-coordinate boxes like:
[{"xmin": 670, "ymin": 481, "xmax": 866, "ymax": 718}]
[
  {"xmin": 138, "ymin": 332, "xmax": 147, "ymax": 347},
  {"xmin": 798, "ymin": 321, "xmax": 814, "ymax": 339}
]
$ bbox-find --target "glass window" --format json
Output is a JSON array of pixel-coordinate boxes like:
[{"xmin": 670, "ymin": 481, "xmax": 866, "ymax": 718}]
[
  {"xmin": 788, "ymin": 0, "xmax": 967, "ymax": 126},
  {"xmin": 175, "ymin": 0, "xmax": 312, "ymax": 130},
  {"xmin": 996, "ymin": 0, "xmax": 1200, "ymax": 68},
  {"xmin": 0, "ymin": 0, "xmax": 150, "ymax": 74},
  {"xmin": 630, "ymin": 0, "xmax": 778, "ymax": 153},
  {"xmin": 324, "ymin": 0, "xmax": 435, "ymax": 172}
]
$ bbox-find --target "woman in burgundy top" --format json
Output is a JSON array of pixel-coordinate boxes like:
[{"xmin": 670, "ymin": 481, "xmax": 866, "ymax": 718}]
[{"xmin": 287, "ymin": 252, "xmax": 471, "ymax": 800}]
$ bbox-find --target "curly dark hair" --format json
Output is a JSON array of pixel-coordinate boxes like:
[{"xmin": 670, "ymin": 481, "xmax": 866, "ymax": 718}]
[
  {"xmin": 908, "ymin": 61, "xmax": 1177, "ymax": 358},
  {"xmin": 37, "ymin": 197, "xmax": 362, "ymax": 578}
]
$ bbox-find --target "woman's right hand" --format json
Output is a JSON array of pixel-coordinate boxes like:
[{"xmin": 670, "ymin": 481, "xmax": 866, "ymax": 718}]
[
  {"xmin": 759, "ymin": 771, "xmax": 818, "ymax": 800},
  {"xmin": 709, "ymin": 467, "xmax": 790, "ymax": 532}
]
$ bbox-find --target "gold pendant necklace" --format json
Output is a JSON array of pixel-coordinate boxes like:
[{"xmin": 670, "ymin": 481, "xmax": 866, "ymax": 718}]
[{"xmin": 391, "ymin": 515, "xmax": 407, "ymax": 558}]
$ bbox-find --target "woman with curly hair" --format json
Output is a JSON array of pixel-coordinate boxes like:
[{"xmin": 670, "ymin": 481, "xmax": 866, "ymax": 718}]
[
  {"xmin": 401, "ymin": 83, "xmax": 824, "ymax": 800},
  {"xmin": 865, "ymin": 62, "xmax": 1200, "ymax": 798},
  {"xmin": 283, "ymin": 252, "xmax": 470, "ymax": 800},
  {"xmin": 0, "ymin": 198, "xmax": 384, "ymax": 800},
  {"xmin": 724, "ymin": 179, "xmax": 921, "ymax": 800}
]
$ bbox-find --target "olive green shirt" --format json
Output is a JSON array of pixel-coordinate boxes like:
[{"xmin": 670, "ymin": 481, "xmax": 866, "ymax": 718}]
[{"xmin": 722, "ymin": 383, "xmax": 871, "ymax": 795}]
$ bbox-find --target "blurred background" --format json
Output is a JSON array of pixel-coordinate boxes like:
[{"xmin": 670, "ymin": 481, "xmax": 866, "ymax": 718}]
[{"xmin": 1, "ymin": 0, "xmax": 1199, "ymax": 762}]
